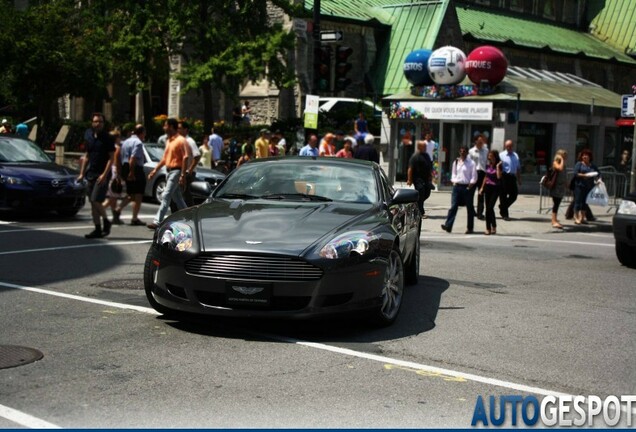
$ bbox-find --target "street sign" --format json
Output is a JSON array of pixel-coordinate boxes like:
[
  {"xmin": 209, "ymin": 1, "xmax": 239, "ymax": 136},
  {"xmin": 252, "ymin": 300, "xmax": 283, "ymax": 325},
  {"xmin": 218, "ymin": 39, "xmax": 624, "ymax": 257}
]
[
  {"xmin": 621, "ymin": 94, "xmax": 635, "ymax": 117},
  {"xmin": 320, "ymin": 30, "xmax": 343, "ymax": 43}
]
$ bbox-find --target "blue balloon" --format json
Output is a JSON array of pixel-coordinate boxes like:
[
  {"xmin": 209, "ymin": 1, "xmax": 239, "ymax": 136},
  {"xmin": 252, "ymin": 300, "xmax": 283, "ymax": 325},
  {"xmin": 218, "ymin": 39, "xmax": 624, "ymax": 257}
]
[{"xmin": 403, "ymin": 49, "xmax": 434, "ymax": 86}]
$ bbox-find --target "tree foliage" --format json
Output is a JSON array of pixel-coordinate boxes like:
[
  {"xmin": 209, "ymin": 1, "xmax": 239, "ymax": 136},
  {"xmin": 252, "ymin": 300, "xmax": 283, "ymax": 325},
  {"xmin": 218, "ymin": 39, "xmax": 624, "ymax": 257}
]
[{"xmin": 0, "ymin": 0, "xmax": 301, "ymax": 130}]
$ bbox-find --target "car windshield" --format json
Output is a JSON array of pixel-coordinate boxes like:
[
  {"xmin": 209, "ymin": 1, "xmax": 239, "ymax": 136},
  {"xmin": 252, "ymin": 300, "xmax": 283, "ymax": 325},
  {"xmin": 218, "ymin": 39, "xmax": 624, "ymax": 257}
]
[
  {"xmin": 0, "ymin": 137, "xmax": 52, "ymax": 163},
  {"xmin": 214, "ymin": 160, "xmax": 378, "ymax": 204},
  {"xmin": 145, "ymin": 144, "xmax": 164, "ymax": 162}
]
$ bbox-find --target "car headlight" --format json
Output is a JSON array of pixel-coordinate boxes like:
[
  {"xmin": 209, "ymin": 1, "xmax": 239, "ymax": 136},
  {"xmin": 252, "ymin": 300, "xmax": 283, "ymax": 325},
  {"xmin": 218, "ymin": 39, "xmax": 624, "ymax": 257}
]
[
  {"xmin": 157, "ymin": 222, "xmax": 194, "ymax": 251},
  {"xmin": 319, "ymin": 230, "xmax": 377, "ymax": 259},
  {"xmin": 617, "ymin": 199, "xmax": 636, "ymax": 216},
  {"xmin": 0, "ymin": 175, "xmax": 28, "ymax": 186}
]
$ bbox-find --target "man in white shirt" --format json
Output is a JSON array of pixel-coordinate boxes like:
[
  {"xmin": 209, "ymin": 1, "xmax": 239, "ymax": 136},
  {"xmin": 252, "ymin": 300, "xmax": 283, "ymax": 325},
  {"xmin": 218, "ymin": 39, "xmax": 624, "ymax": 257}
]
[
  {"xmin": 498, "ymin": 139, "xmax": 522, "ymax": 221},
  {"xmin": 441, "ymin": 146, "xmax": 478, "ymax": 234},
  {"xmin": 469, "ymin": 133, "xmax": 489, "ymax": 219}
]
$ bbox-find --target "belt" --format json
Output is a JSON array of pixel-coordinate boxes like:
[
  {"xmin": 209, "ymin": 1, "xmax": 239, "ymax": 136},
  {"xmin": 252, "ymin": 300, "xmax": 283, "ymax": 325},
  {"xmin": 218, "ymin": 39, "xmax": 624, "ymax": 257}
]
[{"xmin": 167, "ymin": 167, "xmax": 181, "ymax": 172}]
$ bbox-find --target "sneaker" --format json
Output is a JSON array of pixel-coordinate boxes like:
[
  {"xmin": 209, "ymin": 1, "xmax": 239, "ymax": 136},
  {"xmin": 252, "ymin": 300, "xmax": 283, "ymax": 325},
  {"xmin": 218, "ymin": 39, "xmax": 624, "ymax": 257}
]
[
  {"xmin": 102, "ymin": 219, "xmax": 112, "ymax": 237},
  {"xmin": 130, "ymin": 219, "xmax": 145, "ymax": 226},
  {"xmin": 147, "ymin": 222, "xmax": 159, "ymax": 230},
  {"xmin": 84, "ymin": 229, "xmax": 103, "ymax": 239}
]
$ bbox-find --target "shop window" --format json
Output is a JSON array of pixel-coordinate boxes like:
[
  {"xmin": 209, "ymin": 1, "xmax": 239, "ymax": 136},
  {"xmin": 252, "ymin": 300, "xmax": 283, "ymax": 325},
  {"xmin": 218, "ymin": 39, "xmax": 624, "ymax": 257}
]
[
  {"xmin": 575, "ymin": 126, "xmax": 590, "ymax": 161},
  {"xmin": 602, "ymin": 128, "xmax": 617, "ymax": 166},
  {"xmin": 518, "ymin": 122, "xmax": 553, "ymax": 175}
]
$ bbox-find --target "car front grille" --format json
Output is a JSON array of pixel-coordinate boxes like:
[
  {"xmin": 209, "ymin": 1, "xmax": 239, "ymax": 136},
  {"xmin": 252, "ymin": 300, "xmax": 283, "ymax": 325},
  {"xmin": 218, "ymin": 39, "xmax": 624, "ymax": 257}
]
[
  {"xmin": 186, "ymin": 254, "xmax": 323, "ymax": 282},
  {"xmin": 35, "ymin": 179, "xmax": 71, "ymax": 188}
]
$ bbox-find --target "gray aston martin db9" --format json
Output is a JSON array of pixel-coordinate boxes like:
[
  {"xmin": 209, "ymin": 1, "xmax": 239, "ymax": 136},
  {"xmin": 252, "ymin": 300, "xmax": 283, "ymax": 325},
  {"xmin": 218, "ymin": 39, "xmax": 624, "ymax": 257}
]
[{"xmin": 144, "ymin": 157, "xmax": 421, "ymax": 326}]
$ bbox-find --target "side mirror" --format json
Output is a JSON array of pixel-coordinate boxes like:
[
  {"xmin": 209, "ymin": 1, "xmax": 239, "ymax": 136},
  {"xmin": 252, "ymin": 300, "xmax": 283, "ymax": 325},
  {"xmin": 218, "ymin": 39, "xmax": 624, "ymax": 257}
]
[{"xmin": 391, "ymin": 188, "xmax": 419, "ymax": 205}]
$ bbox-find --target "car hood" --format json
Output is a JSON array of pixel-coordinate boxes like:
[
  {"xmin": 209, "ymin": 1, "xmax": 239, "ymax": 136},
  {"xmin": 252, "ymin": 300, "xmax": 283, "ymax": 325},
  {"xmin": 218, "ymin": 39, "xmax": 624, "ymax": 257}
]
[
  {"xmin": 0, "ymin": 162, "xmax": 79, "ymax": 179},
  {"xmin": 195, "ymin": 198, "xmax": 373, "ymax": 255}
]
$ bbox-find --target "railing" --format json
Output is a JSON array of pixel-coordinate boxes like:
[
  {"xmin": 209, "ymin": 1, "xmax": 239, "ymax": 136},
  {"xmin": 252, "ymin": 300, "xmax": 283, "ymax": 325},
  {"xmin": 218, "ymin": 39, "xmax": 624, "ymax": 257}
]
[{"xmin": 538, "ymin": 166, "xmax": 629, "ymax": 214}]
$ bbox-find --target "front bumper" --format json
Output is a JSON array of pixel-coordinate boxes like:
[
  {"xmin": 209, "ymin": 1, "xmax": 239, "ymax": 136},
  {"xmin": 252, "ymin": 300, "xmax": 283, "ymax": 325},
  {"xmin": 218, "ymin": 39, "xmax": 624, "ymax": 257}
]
[
  {"xmin": 0, "ymin": 184, "xmax": 86, "ymax": 212},
  {"xmin": 146, "ymin": 246, "xmax": 388, "ymax": 319}
]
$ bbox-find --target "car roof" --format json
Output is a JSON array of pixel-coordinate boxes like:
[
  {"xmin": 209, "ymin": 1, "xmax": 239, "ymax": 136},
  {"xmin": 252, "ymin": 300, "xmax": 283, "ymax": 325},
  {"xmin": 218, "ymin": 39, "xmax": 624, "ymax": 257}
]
[{"xmin": 244, "ymin": 156, "xmax": 379, "ymax": 170}]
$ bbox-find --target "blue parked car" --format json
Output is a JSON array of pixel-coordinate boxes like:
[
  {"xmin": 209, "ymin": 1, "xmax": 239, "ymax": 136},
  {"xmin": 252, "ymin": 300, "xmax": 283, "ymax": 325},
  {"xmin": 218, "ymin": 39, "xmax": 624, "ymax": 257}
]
[{"xmin": 0, "ymin": 135, "xmax": 86, "ymax": 216}]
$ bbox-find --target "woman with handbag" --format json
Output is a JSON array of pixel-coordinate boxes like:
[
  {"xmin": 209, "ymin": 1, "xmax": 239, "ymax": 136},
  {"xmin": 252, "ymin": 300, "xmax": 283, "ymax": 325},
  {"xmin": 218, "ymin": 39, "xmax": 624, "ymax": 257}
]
[
  {"xmin": 549, "ymin": 149, "xmax": 568, "ymax": 229},
  {"xmin": 572, "ymin": 149, "xmax": 598, "ymax": 225}
]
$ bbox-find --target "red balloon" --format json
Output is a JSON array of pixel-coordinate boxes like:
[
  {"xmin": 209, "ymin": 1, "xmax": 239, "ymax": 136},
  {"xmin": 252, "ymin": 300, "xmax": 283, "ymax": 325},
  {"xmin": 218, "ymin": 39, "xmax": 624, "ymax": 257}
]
[{"xmin": 465, "ymin": 46, "xmax": 508, "ymax": 86}]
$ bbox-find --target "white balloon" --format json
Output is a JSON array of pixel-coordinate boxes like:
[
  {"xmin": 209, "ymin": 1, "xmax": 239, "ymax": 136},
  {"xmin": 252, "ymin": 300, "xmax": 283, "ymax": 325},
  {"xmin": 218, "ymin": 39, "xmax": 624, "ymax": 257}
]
[{"xmin": 428, "ymin": 46, "xmax": 467, "ymax": 85}]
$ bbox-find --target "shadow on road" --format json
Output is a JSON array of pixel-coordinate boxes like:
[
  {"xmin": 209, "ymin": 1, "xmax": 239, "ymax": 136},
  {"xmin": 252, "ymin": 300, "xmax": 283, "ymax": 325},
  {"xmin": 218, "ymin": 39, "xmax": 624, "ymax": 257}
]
[{"xmin": 161, "ymin": 275, "xmax": 451, "ymax": 345}]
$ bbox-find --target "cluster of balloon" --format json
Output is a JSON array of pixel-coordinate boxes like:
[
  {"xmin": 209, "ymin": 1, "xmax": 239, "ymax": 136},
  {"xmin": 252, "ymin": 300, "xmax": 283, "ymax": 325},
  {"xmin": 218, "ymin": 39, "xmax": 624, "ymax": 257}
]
[{"xmin": 403, "ymin": 45, "xmax": 508, "ymax": 87}]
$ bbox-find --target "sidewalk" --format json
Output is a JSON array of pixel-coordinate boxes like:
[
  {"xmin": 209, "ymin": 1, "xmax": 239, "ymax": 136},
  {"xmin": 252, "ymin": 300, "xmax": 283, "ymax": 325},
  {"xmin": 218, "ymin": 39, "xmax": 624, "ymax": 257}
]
[{"xmin": 397, "ymin": 183, "xmax": 614, "ymax": 235}]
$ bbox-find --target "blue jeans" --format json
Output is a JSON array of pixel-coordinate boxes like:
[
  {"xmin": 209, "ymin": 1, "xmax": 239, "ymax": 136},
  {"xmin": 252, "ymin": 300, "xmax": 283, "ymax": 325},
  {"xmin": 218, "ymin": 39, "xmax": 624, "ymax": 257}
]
[
  {"xmin": 154, "ymin": 169, "xmax": 187, "ymax": 224},
  {"xmin": 444, "ymin": 184, "xmax": 475, "ymax": 231}
]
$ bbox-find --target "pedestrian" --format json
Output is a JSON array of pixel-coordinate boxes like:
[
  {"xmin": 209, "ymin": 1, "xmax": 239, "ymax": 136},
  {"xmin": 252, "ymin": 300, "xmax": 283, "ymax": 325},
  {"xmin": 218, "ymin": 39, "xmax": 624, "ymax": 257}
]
[
  {"xmin": 116, "ymin": 124, "xmax": 147, "ymax": 226},
  {"xmin": 274, "ymin": 130, "xmax": 287, "ymax": 155},
  {"xmin": 353, "ymin": 133, "xmax": 379, "ymax": 163},
  {"xmin": 572, "ymin": 149, "xmax": 599, "ymax": 225},
  {"xmin": 406, "ymin": 140, "xmax": 433, "ymax": 217},
  {"xmin": 146, "ymin": 118, "xmax": 192, "ymax": 230},
  {"xmin": 199, "ymin": 140, "xmax": 211, "ymax": 169},
  {"xmin": 0, "ymin": 119, "xmax": 13, "ymax": 134},
  {"xmin": 441, "ymin": 146, "xmax": 477, "ymax": 234},
  {"xmin": 319, "ymin": 133, "xmax": 336, "ymax": 157},
  {"xmin": 299, "ymin": 134, "xmax": 319, "ymax": 157},
  {"xmin": 549, "ymin": 149, "xmax": 568, "ymax": 229},
  {"xmin": 232, "ymin": 106, "xmax": 243, "ymax": 128},
  {"xmin": 334, "ymin": 130, "xmax": 346, "ymax": 152},
  {"xmin": 207, "ymin": 127, "xmax": 224, "ymax": 168},
  {"xmin": 268, "ymin": 135, "xmax": 280, "ymax": 157},
  {"xmin": 254, "ymin": 129, "xmax": 270, "ymax": 159},
  {"xmin": 499, "ymin": 139, "xmax": 521, "ymax": 221},
  {"xmin": 15, "ymin": 121, "xmax": 28, "ymax": 138},
  {"xmin": 103, "ymin": 128, "xmax": 125, "ymax": 224},
  {"xmin": 236, "ymin": 144, "xmax": 253, "ymax": 167},
  {"xmin": 335, "ymin": 137, "xmax": 354, "ymax": 158},
  {"xmin": 241, "ymin": 100, "xmax": 252, "ymax": 125},
  {"xmin": 469, "ymin": 133, "xmax": 489, "ymax": 220},
  {"xmin": 478, "ymin": 150, "xmax": 502, "ymax": 235},
  {"xmin": 353, "ymin": 112, "xmax": 368, "ymax": 140},
  {"xmin": 177, "ymin": 121, "xmax": 201, "ymax": 207},
  {"xmin": 78, "ymin": 112, "xmax": 115, "ymax": 239}
]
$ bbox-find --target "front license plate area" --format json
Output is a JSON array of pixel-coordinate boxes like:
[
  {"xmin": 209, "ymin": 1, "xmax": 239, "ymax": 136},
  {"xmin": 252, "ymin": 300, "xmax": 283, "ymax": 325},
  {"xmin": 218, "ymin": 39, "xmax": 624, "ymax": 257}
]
[{"xmin": 226, "ymin": 282, "xmax": 272, "ymax": 308}]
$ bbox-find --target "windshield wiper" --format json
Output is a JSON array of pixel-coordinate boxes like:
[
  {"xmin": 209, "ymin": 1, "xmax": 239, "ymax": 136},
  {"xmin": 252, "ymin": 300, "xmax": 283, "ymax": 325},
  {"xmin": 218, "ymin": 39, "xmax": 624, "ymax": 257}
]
[
  {"xmin": 261, "ymin": 193, "xmax": 332, "ymax": 202},
  {"xmin": 217, "ymin": 193, "xmax": 258, "ymax": 200}
]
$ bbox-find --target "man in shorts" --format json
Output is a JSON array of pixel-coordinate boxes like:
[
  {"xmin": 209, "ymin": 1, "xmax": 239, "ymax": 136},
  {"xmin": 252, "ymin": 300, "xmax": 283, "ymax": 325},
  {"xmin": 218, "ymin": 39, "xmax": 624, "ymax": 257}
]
[
  {"xmin": 78, "ymin": 112, "xmax": 115, "ymax": 239},
  {"xmin": 116, "ymin": 124, "xmax": 147, "ymax": 225}
]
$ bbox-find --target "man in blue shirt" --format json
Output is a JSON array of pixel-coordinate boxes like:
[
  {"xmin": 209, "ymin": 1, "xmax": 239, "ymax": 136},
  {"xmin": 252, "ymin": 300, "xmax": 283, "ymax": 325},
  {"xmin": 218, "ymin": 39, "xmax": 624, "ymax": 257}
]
[
  {"xmin": 299, "ymin": 134, "xmax": 319, "ymax": 157},
  {"xmin": 207, "ymin": 128, "xmax": 224, "ymax": 168},
  {"xmin": 116, "ymin": 124, "xmax": 147, "ymax": 226},
  {"xmin": 498, "ymin": 139, "xmax": 521, "ymax": 221}
]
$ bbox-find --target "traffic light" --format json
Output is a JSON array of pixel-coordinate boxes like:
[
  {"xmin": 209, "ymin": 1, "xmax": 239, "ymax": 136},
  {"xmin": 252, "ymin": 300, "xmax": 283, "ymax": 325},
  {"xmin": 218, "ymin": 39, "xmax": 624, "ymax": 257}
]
[
  {"xmin": 315, "ymin": 46, "xmax": 332, "ymax": 92},
  {"xmin": 335, "ymin": 46, "xmax": 353, "ymax": 91}
]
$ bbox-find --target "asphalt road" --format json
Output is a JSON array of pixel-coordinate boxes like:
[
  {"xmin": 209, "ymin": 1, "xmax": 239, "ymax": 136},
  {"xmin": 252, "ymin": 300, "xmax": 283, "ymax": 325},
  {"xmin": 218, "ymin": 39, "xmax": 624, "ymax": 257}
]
[{"xmin": 0, "ymin": 201, "xmax": 634, "ymax": 428}]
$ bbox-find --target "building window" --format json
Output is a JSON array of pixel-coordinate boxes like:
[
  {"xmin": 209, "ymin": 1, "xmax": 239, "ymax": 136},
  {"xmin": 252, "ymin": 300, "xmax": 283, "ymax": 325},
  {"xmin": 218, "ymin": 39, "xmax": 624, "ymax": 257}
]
[
  {"xmin": 510, "ymin": 0, "xmax": 523, "ymax": 12},
  {"xmin": 518, "ymin": 122, "xmax": 553, "ymax": 174},
  {"xmin": 543, "ymin": 0, "xmax": 556, "ymax": 19}
]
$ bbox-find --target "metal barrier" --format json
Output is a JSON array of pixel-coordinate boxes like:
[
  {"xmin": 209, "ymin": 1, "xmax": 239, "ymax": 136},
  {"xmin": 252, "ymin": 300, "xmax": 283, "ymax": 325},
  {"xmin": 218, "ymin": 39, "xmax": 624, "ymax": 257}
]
[{"xmin": 538, "ymin": 166, "xmax": 629, "ymax": 214}]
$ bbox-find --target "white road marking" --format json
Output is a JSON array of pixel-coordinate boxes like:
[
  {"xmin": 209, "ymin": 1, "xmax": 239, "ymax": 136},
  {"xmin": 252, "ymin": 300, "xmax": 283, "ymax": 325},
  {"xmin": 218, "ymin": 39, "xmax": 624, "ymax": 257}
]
[
  {"xmin": 0, "ymin": 240, "xmax": 153, "ymax": 256},
  {"xmin": 3, "ymin": 281, "xmax": 633, "ymax": 424},
  {"xmin": 0, "ymin": 403, "xmax": 61, "ymax": 429},
  {"xmin": 0, "ymin": 225, "xmax": 95, "ymax": 234},
  {"xmin": 0, "ymin": 282, "xmax": 158, "ymax": 314},
  {"xmin": 421, "ymin": 234, "xmax": 613, "ymax": 247},
  {"xmin": 0, "ymin": 281, "xmax": 575, "ymax": 400}
]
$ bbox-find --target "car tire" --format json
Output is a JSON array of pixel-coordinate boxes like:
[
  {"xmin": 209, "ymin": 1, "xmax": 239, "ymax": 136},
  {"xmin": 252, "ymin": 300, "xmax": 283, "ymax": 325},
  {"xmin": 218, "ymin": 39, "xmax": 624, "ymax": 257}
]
[
  {"xmin": 405, "ymin": 234, "xmax": 420, "ymax": 286},
  {"xmin": 153, "ymin": 177, "xmax": 166, "ymax": 204},
  {"xmin": 370, "ymin": 247, "xmax": 404, "ymax": 327},
  {"xmin": 615, "ymin": 241, "xmax": 636, "ymax": 268},
  {"xmin": 143, "ymin": 248, "xmax": 176, "ymax": 316}
]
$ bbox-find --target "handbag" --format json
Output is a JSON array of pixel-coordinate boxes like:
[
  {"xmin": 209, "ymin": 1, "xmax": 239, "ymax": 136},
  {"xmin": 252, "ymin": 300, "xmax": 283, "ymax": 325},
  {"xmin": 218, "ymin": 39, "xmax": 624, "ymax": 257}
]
[
  {"xmin": 586, "ymin": 180, "xmax": 608, "ymax": 207},
  {"xmin": 541, "ymin": 168, "xmax": 557, "ymax": 190},
  {"xmin": 110, "ymin": 177, "xmax": 123, "ymax": 194}
]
